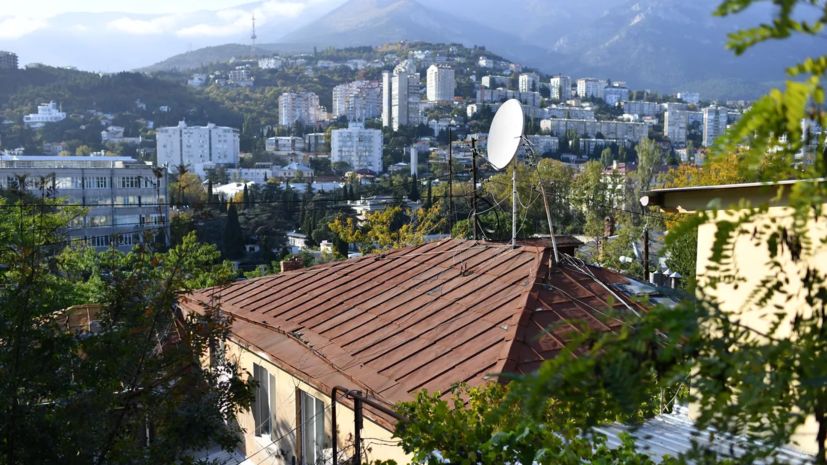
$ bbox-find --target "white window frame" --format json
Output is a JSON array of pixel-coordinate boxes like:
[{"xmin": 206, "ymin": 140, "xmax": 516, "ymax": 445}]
[
  {"xmin": 300, "ymin": 391, "xmax": 325, "ymax": 465},
  {"xmin": 252, "ymin": 363, "xmax": 277, "ymax": 440}
]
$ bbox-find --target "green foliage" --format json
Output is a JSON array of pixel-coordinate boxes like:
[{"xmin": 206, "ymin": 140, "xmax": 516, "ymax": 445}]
[
  {"xmin": 0, "ymin": 196, "xmax": 253, "ymax": 465},
  {"xmin": 223, "ymin": 202, "xmax": 245, "ymax": 260}
]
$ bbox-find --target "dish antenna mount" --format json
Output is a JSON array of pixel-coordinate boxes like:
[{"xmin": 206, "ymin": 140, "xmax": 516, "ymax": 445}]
[{"xmin": 487, "ymin": 99, "xmax": 524, "ymax": 249}]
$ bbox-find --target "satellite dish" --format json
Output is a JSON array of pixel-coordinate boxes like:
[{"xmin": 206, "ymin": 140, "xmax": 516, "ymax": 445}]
[
  {"xmin": 639, "ymin": 195, "xmax": 650, "ymax": 207},
  {"xmin": 487, "ymin": 99, "xmax": 524, "ymax": 170}
]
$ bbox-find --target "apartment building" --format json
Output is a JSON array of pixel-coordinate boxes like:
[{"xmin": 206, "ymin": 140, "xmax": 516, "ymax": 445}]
[
  {"xmin": 0, "ymin": 51, "xmax": 18, "ymax": 69},
  {"xmin": 550, "ymin": 75, "xmax": 572, "ymax": 101},
  {"xmin": 332, "ymin": 81, "xmax": 382, "ymax": 122},
  {"xmin": 331, "ymin": 122, "xmax": 383, "ymax": 173},
  {"xmin": 702, "ymin": 106, "xmax": 728, "ymax": 147},
  {"xmin": 518, "ymin": 73, "xmax": 540, "ymax": 93},
  {"xmin": 0, "ymin": 155, "xmax": 169, "ymax": 251},
  {"xmin": 540, "ymin": 119, "xmax": 648, "ymax": 142},
  {"xmin": 279, "ymin": 91, "xmax": 322, "ymax": 127},
  {"xmin": 481, "ymin": 75, "xmax": 508, "ymax": 89},
  {"xmin": 382, "ymin": 62, "xmax": 421, "ymax": 130},
  {"xmin": 623, "ymin": 101, "xmax": 660, "ymax": 117},
  {"xmin": 603, "ymin": 86, "xmax": 630, "ymax": 105},
  {"xmin": 156, "ymin": 121, "xmax": 240, "ymax": 172},
  {"xmin": 426, "ymin": 64, "xmax": 456, "ymax": 103},
  {"xmin": 576, "ymin": 78, "xmax": 606, "ymax": 99}
]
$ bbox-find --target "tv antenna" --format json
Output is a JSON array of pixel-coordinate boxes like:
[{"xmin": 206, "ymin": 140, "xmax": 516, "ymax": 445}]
[
  {"xmin": 487, "ymin": 99, "xmax": 523, "ymax": 249},
  {"xmin": 251, "ymin": 13, "xmax": 258, "ymax": 57}
]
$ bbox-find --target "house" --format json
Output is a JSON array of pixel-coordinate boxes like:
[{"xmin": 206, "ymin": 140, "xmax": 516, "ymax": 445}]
[
  {"xmin": 179, "ymin": 239, "xmax": 650, "ymax": 465},
  {"xmin": 286, "ymin": 231, "xmax": 307, "ymax": 253},
  {"xmin": 646, "ymin": 179, "xmax": 827, "ymax": 457}
]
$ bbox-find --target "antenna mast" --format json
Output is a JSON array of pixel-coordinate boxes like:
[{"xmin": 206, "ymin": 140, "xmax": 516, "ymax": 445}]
[{"xmin": 251, "ymin": 14, "xmax": 258, "ymax": 57}]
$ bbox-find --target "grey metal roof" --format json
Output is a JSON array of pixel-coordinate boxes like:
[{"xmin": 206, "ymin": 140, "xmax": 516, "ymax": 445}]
[
  {"xmin": 594, "ymin": 406, "xmax": 813, "ymax": 464},
  {"xmin": 644, "ymin": 178, "xmax": 826, "ymax": 196}
]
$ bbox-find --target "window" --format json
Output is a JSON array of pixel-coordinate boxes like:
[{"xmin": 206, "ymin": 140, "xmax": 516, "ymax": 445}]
[
  {"xmin": 300, "ymin": 391, "xmax": 325, "ymax": 465},
  {"xmin": 252, "ymin": 364, "xmax": 276, "ymax": 440}
]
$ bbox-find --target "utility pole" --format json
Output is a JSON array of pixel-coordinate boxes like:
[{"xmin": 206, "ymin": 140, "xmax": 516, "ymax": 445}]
[
  {"xmin": 643, "ymin": 226, "xmax": 650, "ymax": 281},
  {"xmin": 471, "ymin": 138, "xmax": 479, "ymax": 241},
  {"xmin": 448, "ymin": 128, "xmax": 453, "ymax": 234},
  {"xmin": 512, "ymin": 157, "xmax": 517, "ymax": 249}
]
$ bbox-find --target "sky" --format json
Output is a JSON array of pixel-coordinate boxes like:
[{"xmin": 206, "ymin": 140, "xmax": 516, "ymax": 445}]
[{"xmin": 4, "ymin": 0, "xmax": 250, "ymax": 19}]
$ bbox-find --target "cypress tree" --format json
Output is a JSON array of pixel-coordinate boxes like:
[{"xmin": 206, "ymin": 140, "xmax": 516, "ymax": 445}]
[
  {"xmin": 207, "ymin": 179, "xmax": 213, "ymax": 207},
  {"xmin": 279, "ymin": 247, "xmax": 290, "ymax": 260},
  {"xmin": 424, "ymin": 180, "xmax": 433, "ymax": 209},
  {"xmin": 223, "ymin": 202, "xmax": 245, "ymax": 260},
  {"xmin": 242, "ymin": 184, "xmax": 250, "ymax": 210},
  {"xmin": 409, "ymin": 174, "xmax": 420, "ymax": 202}
]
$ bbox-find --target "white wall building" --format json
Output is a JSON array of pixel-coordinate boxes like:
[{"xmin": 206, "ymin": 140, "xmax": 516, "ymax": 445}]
[
  {"xmin": 382, "ymin": 62, "xmax": 421, "ymax": 130},
  {"xmin": 481, "ymin": 76, "xmax": 508, "ymax": 89},
  {"xmin": 279, "ymin": 91, "xmax": 321, "ymax": 127},
  {"xmin": 266, "ymin": 136, "xmax": 305, "ymax": 152},
  {"xmin": 23, "ymin": 102, "xmax": 66, "ymax": 128},
  {"xmin": 702, "ymin": 106, "xmax": 728, "ymax": 147},
  {"xmin": 478, "ymin": 57, "xmax": 495, "ymax": 68},
  {"xmin": 623, "ymin": 101, "xmax": 660, "ymax": 117},
  {"xmin": 677, "ymin": 92, "xmax": 700, "ymax": 104},
  {"xmin": 550, "ymin": 75, "xmax": 572, "ymax": 101},
  {"xmin": 426, "ymin": 64, "xmax": 456, "ymax": 103},
  {"xmin": 577, "ymin": 78, "xmax": 604, "ymax": 99},
  {"xmin": 156, "ymin": 121, "xmax": 240, "ymax": 172},
  {"xmin": 258, "ymin": 56, "xmax": 282, "ymax": 69},
  {"xmin": 602, "ymin": 86, "xmax": 630, "ymax": 106},
  {"xmin": 331, "ymin": 122, "xmax": 383, "ymax": 173},
  {"xmin": 540, "ymin": 119, "xmax": 648, "ymax": 142},
  {"xmin": 518, "ymin": 73, "xmax": 540, "ymax": 93},
  {"xmin": 188, "ymin": 74, "xmax": 207, "ymax": 87},
  {"xmin": 228, "ymin": 69, "xmax": 253, "ymax": 87},
  {"xmin": 332, "ymin": 81, "xmax": 382, "ymax": 122}
]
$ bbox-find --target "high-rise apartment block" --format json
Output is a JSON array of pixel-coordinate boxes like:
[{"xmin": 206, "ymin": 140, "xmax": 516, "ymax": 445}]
[
  {"xmin": 331, "ymin": 122, "xmax": 383, "ymax": 173},
  {"xmin": 0, "ymin": 51, "xmax": 18, "ymax": 69},
  {"xmin": 0, "ymin": 155, "xmax": 169, "ymax": 251},
  {"xmin": 702, "ymin": 106, "xmax": 728, "ymax": 147},
  {"xmin": 677, "ymin": 92, "xmax": 700, "ymax": 104},
  {"xmin": 518, "ymin": 73, "xmax": 540, "ymax": 93},
  {"xmin": 332, "ymin": 81, "xmax": 382, "ymax": 122},
  {"xmin": 156, "ymin": 121, "xmax": 240, "ymax": 172},
  {"xmin": 426, "ymin": 64, "xmax": 456, "ymax": 103},
  {"xmin": 279, "ymin": 91, "xmax": 322, "ymax": 127},
  {"xmin": 577, "ymin": 78, "xmax": 608, "ymax": 99},
  {"xmin": 550, "ymin": 75, "xmax": 572, "ymax": 101},
  {"xmin": 382, "ymin": 62, "xmax": 421, "ymax": 130}
]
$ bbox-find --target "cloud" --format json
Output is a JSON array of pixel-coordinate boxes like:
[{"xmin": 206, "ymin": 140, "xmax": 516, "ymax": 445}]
[
  {"xmin": 106, "ymin": 15, "xmax": 179, "ymax": 35},
  {"xmin": 0, "ymin": 16, "xmax": 48, "ymax": 39},
  {"xmin": 176, "ymin": 1, "xmax": 308, "ymax": 38}
]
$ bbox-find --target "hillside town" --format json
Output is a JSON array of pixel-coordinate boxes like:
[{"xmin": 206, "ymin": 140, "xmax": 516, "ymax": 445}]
[{"xmin": 0, "ymin": 1, "xmax": 825, "ymax": 463}]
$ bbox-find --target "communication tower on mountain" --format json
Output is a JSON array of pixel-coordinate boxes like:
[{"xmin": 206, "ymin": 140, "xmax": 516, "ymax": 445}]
[{"xmin": 251, "ymin": 14, "xmax": 258, "ymax": 57}]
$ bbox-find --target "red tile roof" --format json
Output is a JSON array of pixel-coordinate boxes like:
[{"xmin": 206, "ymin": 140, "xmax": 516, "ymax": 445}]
[{"xmin": 180, "ymin": 239, "xmax": 646, "ymax": 426}]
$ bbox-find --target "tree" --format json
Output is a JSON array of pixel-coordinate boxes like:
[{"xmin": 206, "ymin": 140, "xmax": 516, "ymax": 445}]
[
  {"xmin": 75, "ymin": 145, "xmax": 92, "ymax": 156},
  {"xmin": 424, "ymin": 180, "xmax": 432, "ymax": 209},
  {"xmin": 408, "ymin": 174, "xmax": 420, "ymax": 202},
  {"xmin": 329, "ymin": 205, "xmax": 444, "ymax": 254},
  {"xmin": 207, "ymin": 179, "xmax": 214, "ymax": 205},
  {"xmin": 223, "ymin": 202, "xmax": 245, "ymax": 260},
  {"xmin": 0, "ymin": 195, "xmax": 253, "ymax": 465},
  {"xmin": 242, "ymin": 183, "xmax": 250, "ymax": 210},
  {"xmin": 631, "ymin": 137, "xmax": 663, "ymax": 212},
  {"xmin": 600, "ymin": 147, "xmax": 614, "ymax": 167}
]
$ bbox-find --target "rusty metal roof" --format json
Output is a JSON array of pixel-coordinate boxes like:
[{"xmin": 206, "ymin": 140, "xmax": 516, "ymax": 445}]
[{"xmin": 182, "ymin": 239, "xmax": 646, "ymax": 413}]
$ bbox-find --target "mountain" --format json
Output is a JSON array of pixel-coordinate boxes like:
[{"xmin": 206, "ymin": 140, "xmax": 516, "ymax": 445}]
[
  {"xmin": 137, "ymin": 44, "xmax": 312, "ymax": 72},
  {"xmin": 544, "ymin": 0, "xmax": 819, "ymax": 96},
  {"xmin": 276, "ymin": 0, "xmax": 554, "ymax": 65}
]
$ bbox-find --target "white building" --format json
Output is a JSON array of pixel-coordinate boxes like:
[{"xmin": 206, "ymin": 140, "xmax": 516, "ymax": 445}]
[
  {"xmin": 544, "ymin": 106, "xmax": 595, "ymax": 120},
  {"xmin": 623, "ymin": 101, "xmax": 659, "ymax": 117},
  {"xmin": 188, "ymin": 74, "xmax": 207, "ymax": 87},
  {"xmin": 602, "ymin": 86, "xmax": 630, "ymax": 106},
  {"xmin": 382, "ymin": 62, "xmax": 421, "ymax": 130},
  {"xmin": 228, "ymin": 69, "xmax": 253, "ymax": 87},
  {"xmin": 156, "ymin": 121, "xmax": 240, "ymax": 172},
  {"xmin": 279, "ymin": 91, "xmax": 321, "ymax": 127},
  {"xmin": 478, "ymin": 57, "xmax": 495, "ymax": 68},
  {"xmin": 426, "ymin": 64, "xmax": 456, "ymax": 104},
  {"xmin": 258, "ymin": 56, "xmax": 282, "ymax": 69},
  {"xmin": 266, "ymin": 136, "xmax": 305, "ymax": 152},
  {"xmin": 577, "ymin": 78, "xmax": 605, "ymax": 99},
  {"xmin": 332, "ymin": 81, "xmax": 382, "ymax": 121},
  {"xmin": 702, "ymin": 106, "xmax": 728, "ymax": 147},
  {"xmin": 277, "ymin": 163, "xmax": 314, "ymax": 179},
  {"xmin": 23, "ymin": 102, "xmax": 66, "ymax": 128},
  {"xmin": 518, "ymin": 73, "xmax": 540, "ymax": 93},
  {"xmin": 101, "ymin": 126, "xmax": 142, "ymax": 145},
  {"xmin": 550, "ymin": 75, "xmax": 572, "ymax": 101},
  {"xmin": 481, "ymin": 76, "xmax": 508, "ymax": 89},
  {"xmin": 677, "ymin": 92, "xmax": 700, "ymax": 104},
  {"xmin": 0, "ymin": 51, "xmax": 18, "ymax": 69},
  {"xmin": 331, "ymin": 122, "xmax": 383, "ymax": 173},
  {"xmin": 540, "ymin": 119, "xmax": 648, "ymax": 142}
]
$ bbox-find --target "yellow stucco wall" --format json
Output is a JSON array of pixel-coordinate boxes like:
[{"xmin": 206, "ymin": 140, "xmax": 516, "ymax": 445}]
[
  {"xmin": 224, "ymin": 338, "xmax": 413, "ymax": 465},
  {"xmin": 657, "ymin": 184, "xmax": 827, "ymax": 456}
]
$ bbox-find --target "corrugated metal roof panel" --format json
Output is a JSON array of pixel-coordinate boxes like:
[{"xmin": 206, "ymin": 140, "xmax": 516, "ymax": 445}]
[{"xmin": 182, "ymin": 239, "xmax": 649, "ymax": 409}]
